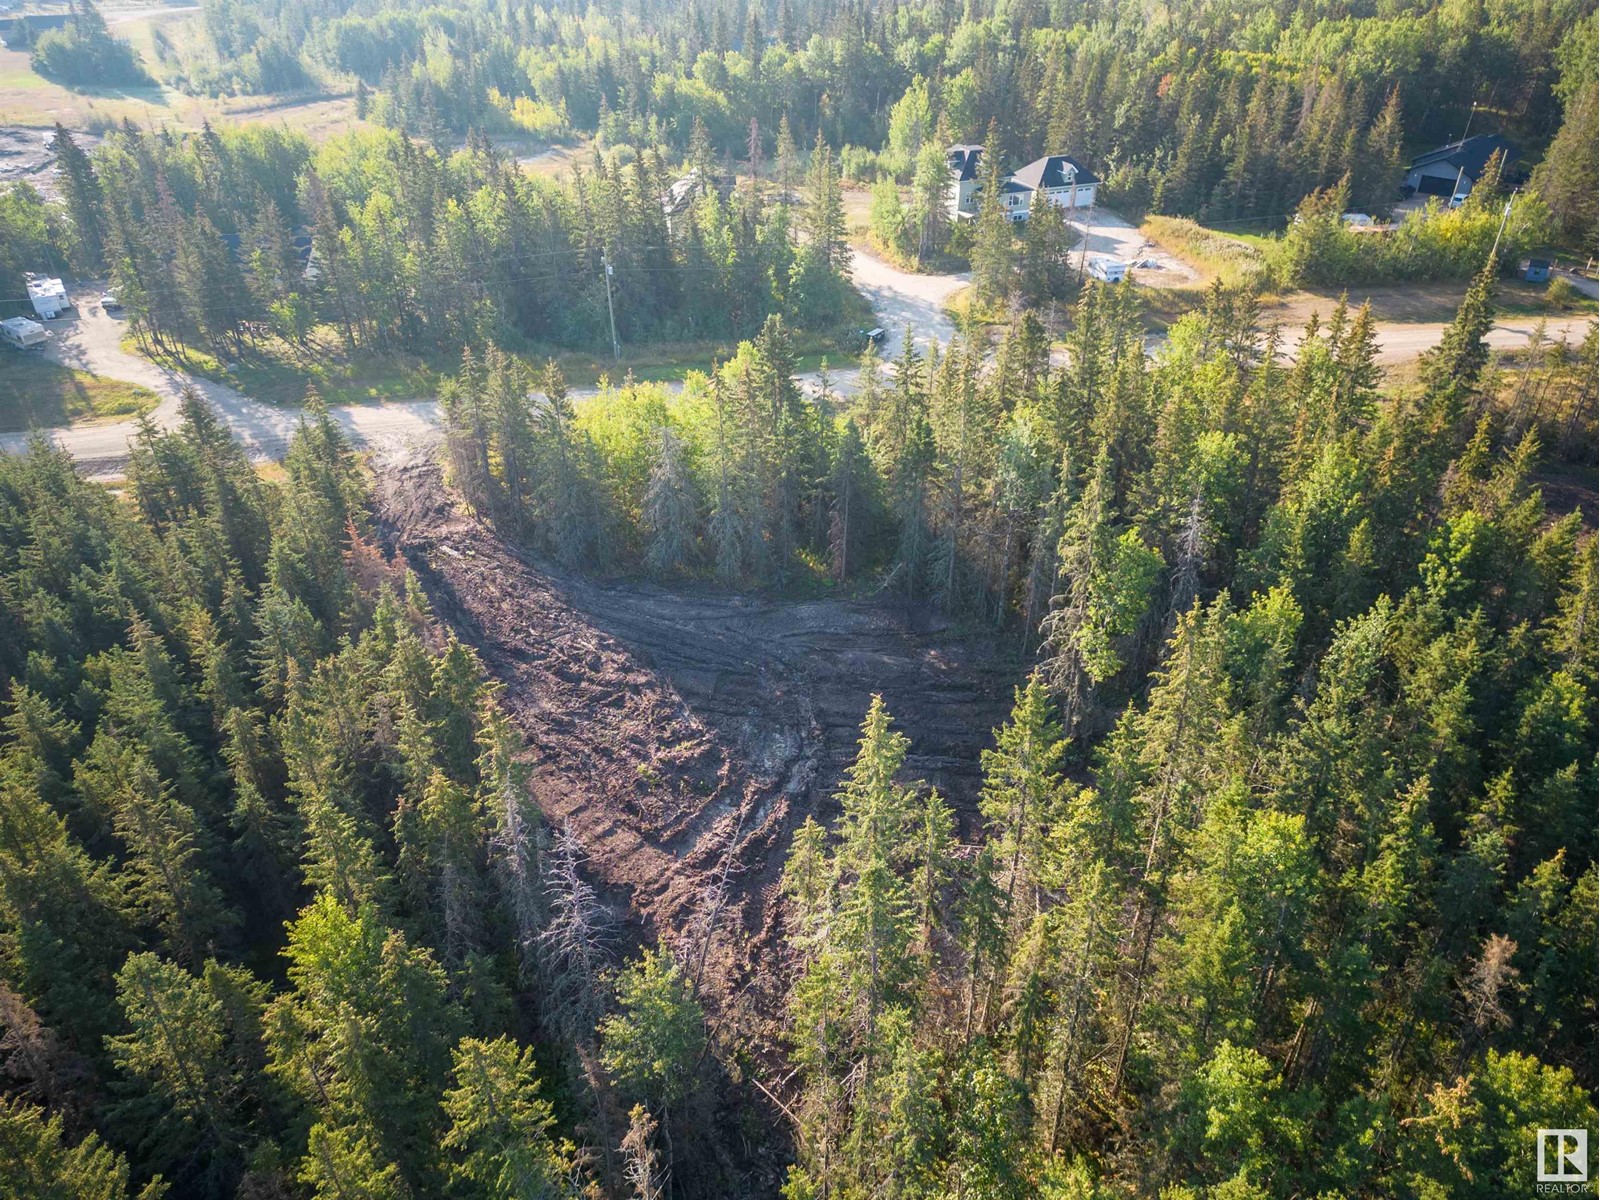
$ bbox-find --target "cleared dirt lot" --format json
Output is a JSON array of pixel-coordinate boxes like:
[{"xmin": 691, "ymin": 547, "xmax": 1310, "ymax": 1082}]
[
  {"xmin": 0, "ymin": 123, "xmax": 101, "ymax": 198},
  {"xmin": 1070, "ymin": 205, "xmax": 1199, "ymax": 285},
  {"xmin": 373, "ymin": 454, "xmax": 1018, "ymax": 1047}
]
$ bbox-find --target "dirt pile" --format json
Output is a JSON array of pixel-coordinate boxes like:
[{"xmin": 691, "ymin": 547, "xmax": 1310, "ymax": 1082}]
[{"xmin": 372, "ymin": 453, "xmax": 1019, "ymax": 1047}]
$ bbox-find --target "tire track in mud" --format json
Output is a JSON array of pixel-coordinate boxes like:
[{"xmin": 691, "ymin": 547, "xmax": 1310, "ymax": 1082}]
[{"xmin": 372, "ymin": 454, "xmax": 1018, "ymax": 1041}]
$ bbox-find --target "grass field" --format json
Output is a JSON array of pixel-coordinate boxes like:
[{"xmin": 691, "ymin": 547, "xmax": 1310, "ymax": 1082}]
[
  {"xmin": 133, "ymin": 330, "xmax": 449, "ymax": 407},
  {"xmin": 0, "ymin": 29, "xmax": 361, "ymax": 138},
  {"xmin": 1141, "ymin": 216, "xmax": 1270, "ymax": 289},
  {"xmin": 137, "ymin": 319, "xmax": 866, "ymax": 406},
  {"xmin": 1266, "ymin": 278, "xmax": 1597, "ymax": 327},
  {"xmin": 0, "ymin": 351, "xmax": 158, "ymax": 431}
]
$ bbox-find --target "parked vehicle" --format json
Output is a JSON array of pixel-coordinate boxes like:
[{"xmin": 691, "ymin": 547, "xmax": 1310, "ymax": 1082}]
[
  {"xmin": 1, "ymin": 317, "xmax": 48, "ymax": 349},
  {"xmin": 1086, "ymin": 256, "xmax": 1127, "ymax": 283}
]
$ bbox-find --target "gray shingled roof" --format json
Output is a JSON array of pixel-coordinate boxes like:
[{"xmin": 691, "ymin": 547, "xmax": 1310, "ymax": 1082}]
[
  {"xmin": 947, "ymin": 144, "xmax": 983, "ymax": 181},
  {"xmin": 1009, "ymin": 154, "xmax": 1100, "ymax": 191},
  {"xmin": 1407, "ymin": 134, "xmax": 1519, "ymax": 180}
]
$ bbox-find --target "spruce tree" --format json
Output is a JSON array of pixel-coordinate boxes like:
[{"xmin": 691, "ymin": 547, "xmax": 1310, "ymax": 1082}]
[
  {"xmin": 642, "ymin": 429, "xmax": 699, "ymax": 577},
  {"xmin": 442, "ymin": 1037, "xmax": 571, "ymax": 1200}
]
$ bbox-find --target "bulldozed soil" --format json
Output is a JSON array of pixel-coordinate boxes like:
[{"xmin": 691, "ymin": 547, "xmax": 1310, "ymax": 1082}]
[{"xmin": 372, "ymin": 454, "xmax": 1019, "ymax": 1066}]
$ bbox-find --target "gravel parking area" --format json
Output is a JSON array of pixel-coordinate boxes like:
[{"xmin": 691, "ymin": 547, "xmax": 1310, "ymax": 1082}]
[{"xmin": 1068, "ymin": 206, "xmax": 1199, "ymax": 286}]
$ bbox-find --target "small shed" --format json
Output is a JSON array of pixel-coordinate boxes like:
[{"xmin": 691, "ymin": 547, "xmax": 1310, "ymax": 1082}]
[
  {"xmin": 1522, "ymin": 258, "xmax": 1551, "ymax": 283},
  {"xmin": 1, "ymin": 316, "xmax": 48, "ymax": 348},
  {"xmin": 26, "ymin": 276, "xmax": 69, "ymax": 319}
]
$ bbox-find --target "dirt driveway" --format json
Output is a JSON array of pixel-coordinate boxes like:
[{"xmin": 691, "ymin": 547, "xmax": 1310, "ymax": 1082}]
[
  {"xmin": 1070, "ymin": 206, "xmax": 1199, "ymax": 286},
  {"xmin": 0, "ymin": 293, "xmax": 444, "ymax": 475},
  {"xmin": 844, "ymin": 246, "xmax": 968, "ymax": 357}
]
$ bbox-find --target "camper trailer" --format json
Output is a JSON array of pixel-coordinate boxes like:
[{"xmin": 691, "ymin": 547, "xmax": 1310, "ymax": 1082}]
[
  {"xmin": 1086, "ymin": 257, "xmax": 1127, "ymax": 283},
  {"xmin": 26, "ymin": 276, "xmax": 70, "ymax": 319},
  {"xmin": 1, "ymin": 316, "xmax": 48, "ymax": 349}
]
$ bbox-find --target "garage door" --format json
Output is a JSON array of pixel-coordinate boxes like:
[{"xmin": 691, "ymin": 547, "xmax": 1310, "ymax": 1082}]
[{"xmin": 1416, "ymin": 174, "xmax": 1455, "ymax": 196}]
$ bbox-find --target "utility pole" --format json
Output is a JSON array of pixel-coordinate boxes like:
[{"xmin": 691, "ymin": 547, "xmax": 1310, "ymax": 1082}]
[
  {"xmin": 1077, "ymin": 199, "xmax": 1094, "ymax": 281},
  {"xmin": 1490, "ymin": 188, "xmax": 1518, "ymax": 262},
  {"xmin": 601, "ymin": 248, "xmax": 621, "ymax": 361},
  {"xmin": 1066, "ymin": 162, "xmax": 1077, "ymax": 280},
  {"xmin": 1450, "ymin": 101, "xmax": 1478, "ymax": 201}
]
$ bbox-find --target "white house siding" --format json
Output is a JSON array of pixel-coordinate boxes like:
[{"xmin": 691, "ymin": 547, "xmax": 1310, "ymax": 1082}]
[{"xmin": 949, "ymin": 178, "xmax": 981, "ymax": 219}]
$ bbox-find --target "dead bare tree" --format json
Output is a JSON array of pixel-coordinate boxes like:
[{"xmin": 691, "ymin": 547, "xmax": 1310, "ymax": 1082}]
[
  {"xmin": 487, "ymin": 761, "xmax": 548, "ymax": 983},
  {"xmin": 540, "ymin": 821, "xmax": 616, "ymax": 1046},
  {"xmin": 621, "ymin": 1104, "xmax": 665, "ymax": 1200}
]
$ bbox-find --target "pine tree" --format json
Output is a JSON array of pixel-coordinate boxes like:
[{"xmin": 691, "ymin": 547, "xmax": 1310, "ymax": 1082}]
[
  {"xmin": 802, "ymin": 132, "xmax": 847, "ymax": 273},
  {"xmin": 298, "ymin": 1121, "xmax": 404, "ymax": 1200},
  {"xmin": 912, "ymin": 138, "xmax": 951, "ymax": 261},
  {"xmin": 442, "ymin": 1037, "xmax": 571, "ymax": 1199},
  {"xmin": 265, "ymin": 894, "xmax": 460, "ymax": 1193},
  {"xmin": 774, "ymin": 114, "xmax": 801, "ymax": 201},
  {"xmin": 642, "ymin": 428, "xmax": 699, "ymax": 577},
  {"xmin": 97, "ymin": 744, "xmax": 238, "ymax": 967},
  {"xmin": 908, "ymin": 788, "xmax": 956, "ymax": 955},
  {"xmin": 980, "ymin": 672, "xmax": 1068, "ymax": 917},
  {"xmin": 0, "ymin": 1097, "xmax": 165, "ymax": 1200},
  {"xmin": 971, "ymin": 121, "xmax": 1014, "ymax": 303},
  {"xmin": 828, "ymin": 419, "xmax": 874, "ymax": 582},
  {"xmin": 600, "ymin": 950, "xmax": 706, "ymax": 1176},
  {"xmin": 1357, "ymin": 88, "xmax": 1405, "ymax": 216},
  {"xmin": 538, "ymin": 823, "xmax": 614, "ymax": 1047},
  {"xmin": 106, "ymin": 953, "xmax": 268, "ymax": 1196},
  {"xmin": 53, "ymin": 123, "xmax": 105, "ymax": 271},
  {"xmin": 1423, "ymin": 256, "xmax": 1499, "ymax": 396},
  {"xmin": 479, "ymin": 707, "xmax": 546, "ymax": 982},
  {"xmin": 442, "ymin": 348, "xmax": 495, "ymax": 511},
  {"xmin": 0, "ymin": 765, "xmax": 129, "ymax": 1051}
]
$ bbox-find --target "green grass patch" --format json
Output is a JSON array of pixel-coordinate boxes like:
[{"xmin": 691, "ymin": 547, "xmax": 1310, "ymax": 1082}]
[
  {"xmin": 132, "ymin": 330, "xmax": 450, "ymax": 408},
  {"xmin": 943, "ymin": 284, "xmax": 1005, "ymax": 328},
  {"xmin": 0, "ymin": 352, "xmax": 158, "ymax": 432},
  {"xmin": 553, "ymin": 334, "xmax": 851, "ymax": 390},
  {"xmin": 853, "ymin": 230, "xmax": 970, "ymax": 276},
  {"xmin": 132, "ymin": 311, "xmax": 873, "ymax": 407},
  {"xmin": 1143, "ymin": 216, "xmax": 1269, "ymax": 289}
]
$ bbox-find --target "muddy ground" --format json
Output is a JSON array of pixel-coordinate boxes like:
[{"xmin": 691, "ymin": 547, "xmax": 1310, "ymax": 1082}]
[{"xmin": 372, "ymin": 454, "xmax": 1020, "ymax": 1058}]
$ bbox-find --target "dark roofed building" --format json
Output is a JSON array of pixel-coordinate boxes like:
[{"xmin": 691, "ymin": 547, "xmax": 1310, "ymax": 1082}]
[
  {"xmin": 1003, "ymin": 154, "xmax": 1100, "ymax": 221},
  {"xmin": 947, "ymin": 144, "xmax": 984, "ymax": 181},
  {"xmin": 947, "ymin": 145, "xmax": 985, "ymax": 219},
  {"xmin": 946, "ymin": 146, "xmax": 1100, "ymax": 222},
  {"xmin": 1404, "ymin": 134, "xmax": 1519, "ymax": 198},
  {"xmin": 1009, "ymin": 154, "xmax": 1100, "ymax": 193}
]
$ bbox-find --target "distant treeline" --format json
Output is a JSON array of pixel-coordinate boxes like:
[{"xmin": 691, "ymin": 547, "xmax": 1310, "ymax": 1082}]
[{"xmin": 150, "ymin": 0, "xmax": 1594, "ymax": 236}]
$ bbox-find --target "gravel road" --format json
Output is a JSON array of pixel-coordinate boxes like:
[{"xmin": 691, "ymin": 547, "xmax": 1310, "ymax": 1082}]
[{"xmin": 3, "ymin": 270, "xmax": 1590, "ymax": 479}]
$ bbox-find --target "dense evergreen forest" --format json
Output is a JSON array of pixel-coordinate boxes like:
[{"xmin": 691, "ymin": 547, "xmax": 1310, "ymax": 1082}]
[
  {"xmin": 0, "ymin": 118, "xmax": 854, "ymax": 358},
  {"xmin": 2, "ymin": 0, "xmax": 1595, "ymax": 355},
  {"xmin": 0, "ymin": 0, "xmax": 1596, "ymax": 1197},
  {"xmin": 3, "ymin": 260, "xmax": 1595, "ymax": 1197}
]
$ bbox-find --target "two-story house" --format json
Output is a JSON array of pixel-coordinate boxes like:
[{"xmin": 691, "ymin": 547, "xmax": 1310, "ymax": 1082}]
[
  {"xmin": 947, "ymin": 147, "xmax": 1100, "ymax": 222},
  {"xmin": 946, "ymin": 144, "xmax": 984, "ymax": 220}
]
